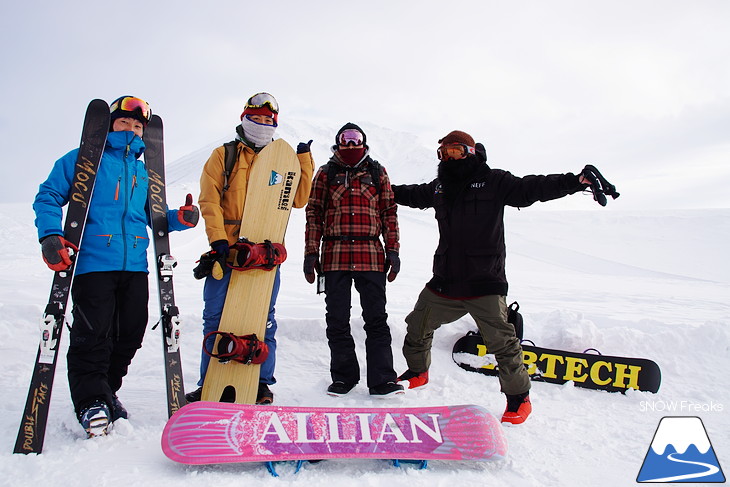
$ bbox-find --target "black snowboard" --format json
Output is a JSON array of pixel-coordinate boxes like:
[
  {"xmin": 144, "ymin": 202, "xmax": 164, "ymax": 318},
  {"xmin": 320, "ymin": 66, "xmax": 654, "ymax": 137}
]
[{"xmin": 452, "ymin": 332, "xmax": 661, "ymax": 393}]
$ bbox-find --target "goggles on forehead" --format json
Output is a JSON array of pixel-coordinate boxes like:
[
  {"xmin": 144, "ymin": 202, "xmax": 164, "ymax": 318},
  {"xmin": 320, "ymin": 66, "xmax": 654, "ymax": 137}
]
[
  {"xmin": 338, "ymin": 129, "xmax": 365, "ymax": 146},
  {"xmin": 246, "ymin": 92, "xmax": 279, "ymax": 114},
  {"xmin": 437, "ymin": 143, "xmax": 476, "ymax": 161},
  {"xmin": 110, "ymin": 96, "xmax": 152, "ymax": 121}
]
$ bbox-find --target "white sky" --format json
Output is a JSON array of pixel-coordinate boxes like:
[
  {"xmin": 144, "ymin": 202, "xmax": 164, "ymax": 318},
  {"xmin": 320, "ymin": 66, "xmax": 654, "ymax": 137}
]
[{"xmin": 2, "ymin": 0, "xmax": 729, "ymax": 208}]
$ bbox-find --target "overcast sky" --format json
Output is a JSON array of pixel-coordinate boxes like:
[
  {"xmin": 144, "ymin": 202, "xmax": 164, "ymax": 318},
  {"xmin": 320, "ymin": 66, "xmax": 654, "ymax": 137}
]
[{"xmin": 2, "ymin": 1, "xmax": 729, "ymax": 208}]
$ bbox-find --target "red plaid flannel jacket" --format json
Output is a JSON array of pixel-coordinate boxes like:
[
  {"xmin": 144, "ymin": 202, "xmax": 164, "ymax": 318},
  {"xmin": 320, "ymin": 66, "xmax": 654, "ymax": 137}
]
[{"xmin": 305, "ymin": 157, "xmax": 399, "ymax": 272}]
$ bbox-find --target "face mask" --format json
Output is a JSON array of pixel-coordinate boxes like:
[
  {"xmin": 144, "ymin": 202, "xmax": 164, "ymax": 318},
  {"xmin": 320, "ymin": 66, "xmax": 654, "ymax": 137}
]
[
  {"xmin": 240, "ymin": 116, "xmax": 277, "ymax": 148},
  {"xmin": 337, "ymin": 147, "xmax": 366, "ymax": 166}
]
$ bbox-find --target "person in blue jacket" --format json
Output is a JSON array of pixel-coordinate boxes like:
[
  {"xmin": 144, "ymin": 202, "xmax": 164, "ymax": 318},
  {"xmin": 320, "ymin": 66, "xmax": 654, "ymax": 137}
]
[{"xmin": 32, "ymin": 96, "xmax": 199, "ymax": 437}]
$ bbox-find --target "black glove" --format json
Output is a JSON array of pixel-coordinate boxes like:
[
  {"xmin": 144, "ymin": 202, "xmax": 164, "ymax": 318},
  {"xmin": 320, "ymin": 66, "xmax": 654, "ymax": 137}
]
[
  {"xmin": 580, "ymin": 164, "xmax": 620, "ymax": 207},
  {"xmin": 176, "ymin": 193, "xmax": 200, "ymax": 227},
  {"xmin": 297, "ymin": 140, "xmax": 313, "ymax": 154},
  {"xmin": 303, "ymin": 253, "xmax": 320, "ymax": 283},
  {"xmin": 385, "ymin": 250, "xmax": 400, "ymax": 282},
  {"xmin": 193, "ymin": 250, "xmax": 225, "ymax": 280},
  {"xmin": 210, "ymin": 240, "xmax": 230, "ymax": 259},
  {"xmin": 40, "ymin": 235, "xmax": 78, "ymax": 272}
]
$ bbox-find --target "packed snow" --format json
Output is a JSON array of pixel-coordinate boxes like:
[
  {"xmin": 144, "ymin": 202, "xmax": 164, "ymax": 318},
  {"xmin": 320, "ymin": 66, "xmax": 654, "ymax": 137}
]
[{"xmin": 1, "ymin": 121, "xmax": 728, "ymax": 486}]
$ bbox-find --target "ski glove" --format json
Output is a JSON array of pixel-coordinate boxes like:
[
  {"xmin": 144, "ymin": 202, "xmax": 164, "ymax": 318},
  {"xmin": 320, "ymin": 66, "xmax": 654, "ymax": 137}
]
[
  {"xmin": 297, "ymin": 140, "xmax": 313, "ymax": 154},
  {"xmin": 580, "ymin": 164, "xmax": 620, "ymax": 207},
  {"xmin": 303, "ymin": 253, "xmax": 320, "ymax": 284},
  {"xmin": 41, "ymin": 235, "xmax": 78, "ymax": 272},
  {"xmin": 385, "ymin": 250, "xmax": 400, "ymax": 282},
  {"xmin": 177, "ymin": 193, "xmax": 200, "ymax": 227},
  {"xmin": 210, "ymin": 239, "xmax": 231, "ymax": 259},
  {"xmin": 193, "ymin": 250, "xmax": 226, "ymax": 280}
]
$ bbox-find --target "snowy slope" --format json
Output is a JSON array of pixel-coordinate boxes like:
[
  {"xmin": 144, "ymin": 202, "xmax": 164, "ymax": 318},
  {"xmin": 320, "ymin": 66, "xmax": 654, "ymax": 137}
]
[{"xmin": 1, "ymin": 126, "xmax": 728, "ymax": 486}]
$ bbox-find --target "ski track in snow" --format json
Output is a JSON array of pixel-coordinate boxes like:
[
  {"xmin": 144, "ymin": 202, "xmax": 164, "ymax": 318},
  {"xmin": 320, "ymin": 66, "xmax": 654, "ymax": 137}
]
[{"xmin": 1, "ymin": 172, "xmax": 729, "ymax": 486}]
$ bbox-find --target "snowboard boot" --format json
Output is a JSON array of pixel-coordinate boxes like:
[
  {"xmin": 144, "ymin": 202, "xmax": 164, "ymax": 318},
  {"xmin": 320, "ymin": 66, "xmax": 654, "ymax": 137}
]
[
  {"xmin": 326, "ymin": 381, "xmax": 356, "ymax": 397},
  {"xmin": 501, "ymin": 392, "xmax": 532, "ymax": 425},
  {"xmin": 397, "ymin": 369, "xmax": 429, "ymax": 389},
  {"xmin": 185, "ymin": 386, "xmax": 202, "ymax": 403},
  {"xmin": 369, "ymin": 381, "xmax": 405, "ymax": 398},
  {"xmin": 185, "ymin": 386, "xmax": 203, "ymax": 402},
  {"xmin": 256, "ymin": 383, "xmax": 274, "ymax": 405},
  {"xmin": 111, "ymin": 394, "xmax": 129, "ymax": 421},
  {"xmin": 79, "ymin": 399, "xmax": 111, "ymax": 438}
]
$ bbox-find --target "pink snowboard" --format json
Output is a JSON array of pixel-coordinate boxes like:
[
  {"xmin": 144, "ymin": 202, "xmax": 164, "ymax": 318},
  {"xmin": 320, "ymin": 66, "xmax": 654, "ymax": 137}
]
[{"xmin": 162, "ymin": 402, "xmax": 507, "ymax": 464}]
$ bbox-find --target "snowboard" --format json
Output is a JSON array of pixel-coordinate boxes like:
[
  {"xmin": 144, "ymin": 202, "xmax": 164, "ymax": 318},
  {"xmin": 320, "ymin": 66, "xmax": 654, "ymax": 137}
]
[
  {"xmin": 144, "ymin": 114, "xmax": 187, "ymax": 417},
  {"xmin": 14, "ymin": 99, "xmax": 109, "ymax": 454},
  {"xmin": 202, "ymin": 139, "xmax": 301, "ymax": 404},
  {"xmin": 452, "ymin": 332, "xmax": 661, "ymax": 393},
  {"xmin": 162, "ymin": 402, "xmax": 507, "ymax": 465}
]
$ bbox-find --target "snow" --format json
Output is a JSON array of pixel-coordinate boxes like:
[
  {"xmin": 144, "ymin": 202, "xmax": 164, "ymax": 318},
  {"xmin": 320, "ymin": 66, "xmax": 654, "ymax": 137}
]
[
  {"xmin": 650, "ymin": 417, "xmax": 711, "ymax": 455},
  {"xmin": 1, "ymin": 123, "xmax": 729, "ymax": 486}
]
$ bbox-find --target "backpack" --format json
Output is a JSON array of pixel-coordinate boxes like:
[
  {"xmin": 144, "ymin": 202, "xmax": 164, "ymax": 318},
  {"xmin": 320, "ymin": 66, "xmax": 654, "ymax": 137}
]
[{"xmin": 221, "ymin": 140, "xmax": 239, "ymax": 196}]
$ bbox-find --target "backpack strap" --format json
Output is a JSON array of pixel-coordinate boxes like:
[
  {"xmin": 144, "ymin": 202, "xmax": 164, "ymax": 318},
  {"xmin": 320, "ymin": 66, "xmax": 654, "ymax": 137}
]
[
  {"xmin": 221, "ymin": 140, "xmax": 239, "ymax": 196},
  {"xmin": 368, "ymin": 159, "xmax": 382, "ymax": 195}
]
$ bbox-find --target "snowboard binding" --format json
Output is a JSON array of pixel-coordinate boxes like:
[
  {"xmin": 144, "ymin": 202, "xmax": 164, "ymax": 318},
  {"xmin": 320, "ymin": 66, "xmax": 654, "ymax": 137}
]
[
  {"xmin": 203, "ymin": 331, "xmax": 269, "ymax": 365},
  {"xmin": 229, "ymin": 237, "xmax": 287, "ymax": 271},
  {"xmin": 582, "ymin": 164, "xmax": 620, "ymax": 206}
]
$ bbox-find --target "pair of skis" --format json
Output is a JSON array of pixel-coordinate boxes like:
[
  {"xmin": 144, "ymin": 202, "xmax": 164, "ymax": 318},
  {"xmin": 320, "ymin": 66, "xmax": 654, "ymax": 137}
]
[{"xmin": 13, "ymin": 100, "xmax": 186, "ymax": 454}]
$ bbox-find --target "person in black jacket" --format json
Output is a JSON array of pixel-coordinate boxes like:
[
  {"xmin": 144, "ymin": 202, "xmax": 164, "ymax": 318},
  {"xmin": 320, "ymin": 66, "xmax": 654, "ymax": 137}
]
[{"xmin": 392, "ymin": 130, "xmax": 600, "ymax": 425}]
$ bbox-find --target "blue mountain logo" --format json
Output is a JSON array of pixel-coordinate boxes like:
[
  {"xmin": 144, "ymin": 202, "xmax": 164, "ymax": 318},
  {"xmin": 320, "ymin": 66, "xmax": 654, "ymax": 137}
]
[
  {"xmin": 637, "ymin": 416, "xmax": 725, "ymax": 483},
  {"xmin": 269, "ymin": 171, "xmax": 283, "ymax": 186}
]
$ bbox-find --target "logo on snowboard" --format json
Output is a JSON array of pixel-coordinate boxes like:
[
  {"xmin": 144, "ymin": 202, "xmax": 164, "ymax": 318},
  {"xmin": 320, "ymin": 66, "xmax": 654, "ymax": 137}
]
[
  {"xmin": 269, "ymin": 171, "xmax": 283, "ymax": 186},
  {"xmin": 275, "ymin": 171, "xmax": 297, "ymax": 210},
  {"xmin": 637, "ymin": 416, "xmax": 725, "ymax": 483}
]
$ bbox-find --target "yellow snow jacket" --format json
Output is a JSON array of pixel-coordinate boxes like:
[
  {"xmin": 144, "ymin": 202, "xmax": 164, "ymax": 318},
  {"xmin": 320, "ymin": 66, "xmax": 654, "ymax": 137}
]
[{"xmin": 199, "ymin": 140, "xmax": 314, "ymax": 246}]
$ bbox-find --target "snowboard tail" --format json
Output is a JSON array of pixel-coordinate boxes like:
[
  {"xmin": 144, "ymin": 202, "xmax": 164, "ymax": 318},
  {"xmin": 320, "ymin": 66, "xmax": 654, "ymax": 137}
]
[
  {"xmin": 162, "ymin": 402, "xmax": 507, "ymax": 464},
  {"xmin": 453, "ymin": 332, "xmax": 661, "ymax": 393}
]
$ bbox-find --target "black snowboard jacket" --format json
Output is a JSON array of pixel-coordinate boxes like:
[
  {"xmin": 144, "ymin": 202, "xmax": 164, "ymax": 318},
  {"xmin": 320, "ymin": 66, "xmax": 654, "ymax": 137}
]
[{"xmin": 392, "ymin": 163, "xmax": 585, "ymax": 298}]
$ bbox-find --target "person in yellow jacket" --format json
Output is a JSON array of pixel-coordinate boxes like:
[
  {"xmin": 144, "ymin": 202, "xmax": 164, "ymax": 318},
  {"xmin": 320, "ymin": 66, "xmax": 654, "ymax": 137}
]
[{"xmin": 186, "ymin": 93, "xmax": 314, "ymax": 404}]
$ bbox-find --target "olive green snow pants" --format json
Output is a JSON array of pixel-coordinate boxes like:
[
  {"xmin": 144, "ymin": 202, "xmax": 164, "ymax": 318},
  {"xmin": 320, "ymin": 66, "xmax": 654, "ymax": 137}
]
[{"xmin": 402, "ymin": 288, "xmax": 530, "ymax": 395}]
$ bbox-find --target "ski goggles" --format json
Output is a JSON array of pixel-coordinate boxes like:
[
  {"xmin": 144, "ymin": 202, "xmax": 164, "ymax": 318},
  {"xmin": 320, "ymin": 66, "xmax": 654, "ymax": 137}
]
[
  {"xmin": 109, "ymin": 96, "xmax": 152, "ymax": 122},
  {"xmin": 245, "ymin": 92, "xmax": 279, "ymax": 114},
  {"xmin": 338, "ymin": 129, "xmax": 365, "ymax": 147},
  {"xmin": 437, "ymin": 143, "xmax": 476, "ymax": 161}
]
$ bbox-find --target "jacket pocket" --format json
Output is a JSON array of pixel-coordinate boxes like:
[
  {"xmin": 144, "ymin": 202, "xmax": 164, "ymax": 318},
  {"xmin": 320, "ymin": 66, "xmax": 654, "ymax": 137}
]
[{"xmin": 464, "ymin": 248, "xmax": 504, "ymax": 281}]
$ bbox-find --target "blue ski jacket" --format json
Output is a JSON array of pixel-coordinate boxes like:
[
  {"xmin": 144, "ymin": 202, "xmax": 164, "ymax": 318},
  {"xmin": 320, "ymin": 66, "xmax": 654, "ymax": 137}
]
[{"xmin": 33, "ymin": 130, "xmax": 190, "ymax": 276}]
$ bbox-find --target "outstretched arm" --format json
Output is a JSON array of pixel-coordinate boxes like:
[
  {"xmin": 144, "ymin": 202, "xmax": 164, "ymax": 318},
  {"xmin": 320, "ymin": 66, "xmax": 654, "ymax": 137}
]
[{"xmin": 391, "ymin": 179, "xmax": 439, "ymax": 209}]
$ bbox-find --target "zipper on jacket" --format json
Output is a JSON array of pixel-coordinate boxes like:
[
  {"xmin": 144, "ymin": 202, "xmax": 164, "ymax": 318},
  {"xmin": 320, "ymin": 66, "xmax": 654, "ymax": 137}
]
[
  {"xmin": 114, "ymin": 176, "xmax": 121, "ymax": 201},
  {"xmin": 133, "ymin": 235, "xmax": 148, "ymax": 248},
  {"xmin": 120, "ymin": 145, "xmax": 132, "ymax": 271},
  {"xmin": 97, "ymin": 234, "xmax": 113, "ymax": 247}
]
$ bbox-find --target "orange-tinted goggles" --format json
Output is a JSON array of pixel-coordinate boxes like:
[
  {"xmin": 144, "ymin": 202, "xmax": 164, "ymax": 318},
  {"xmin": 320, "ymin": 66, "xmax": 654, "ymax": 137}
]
[
  {"xmin": 437, "ymin": 143, "xmax": 476, "ymax": 161},
  {"xmin": 110, "ymin": 96, "xmax": 152, "ymax": 122}
]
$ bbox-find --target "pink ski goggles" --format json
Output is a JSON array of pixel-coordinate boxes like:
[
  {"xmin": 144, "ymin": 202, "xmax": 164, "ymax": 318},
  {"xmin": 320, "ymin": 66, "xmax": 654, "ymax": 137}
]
[{"xmin": 337, "ymin": 129, "xmax": 364, "ymax": 146}]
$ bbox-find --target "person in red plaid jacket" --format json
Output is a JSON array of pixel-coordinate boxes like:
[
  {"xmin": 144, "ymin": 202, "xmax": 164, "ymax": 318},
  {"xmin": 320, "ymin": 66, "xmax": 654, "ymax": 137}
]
[{"xmin": 304, "ymin": 123, "xmax": 404, "ymax": 398}]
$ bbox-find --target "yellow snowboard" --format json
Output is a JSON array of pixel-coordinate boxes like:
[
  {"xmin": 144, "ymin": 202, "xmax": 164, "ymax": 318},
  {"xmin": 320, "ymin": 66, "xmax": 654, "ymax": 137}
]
[{"xmin": 202, "ymin": 139, "xmax": 301, "ymax": 403}]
